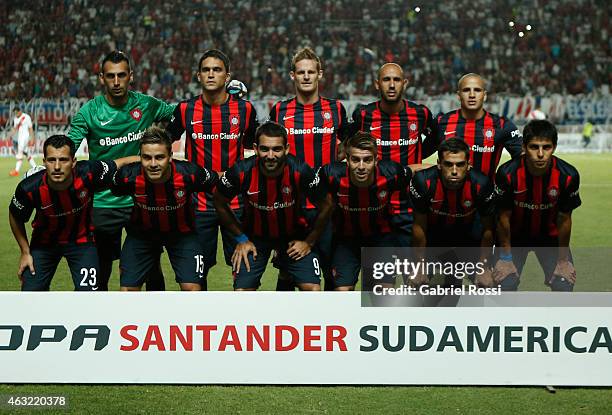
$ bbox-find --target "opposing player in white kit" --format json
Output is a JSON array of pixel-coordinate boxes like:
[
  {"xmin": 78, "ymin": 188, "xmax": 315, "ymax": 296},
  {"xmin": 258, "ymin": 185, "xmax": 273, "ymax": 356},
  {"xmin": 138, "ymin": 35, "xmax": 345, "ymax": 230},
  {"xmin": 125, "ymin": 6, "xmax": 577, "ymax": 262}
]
[{"xmin": 8, "ymin": 107, "xmax": 37, "ymax": 177}]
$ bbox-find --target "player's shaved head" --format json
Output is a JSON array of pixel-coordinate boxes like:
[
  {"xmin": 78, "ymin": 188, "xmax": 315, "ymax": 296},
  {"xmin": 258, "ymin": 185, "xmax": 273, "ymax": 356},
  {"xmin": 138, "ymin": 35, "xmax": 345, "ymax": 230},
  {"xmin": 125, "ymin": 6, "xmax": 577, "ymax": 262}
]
[
  {"xmin": 457, "ymin": 73, "xmax": 487, "ymax": 91},
  {"xmin": 377, "ymin": 63, "xmax": 404, "ymax": 80}
]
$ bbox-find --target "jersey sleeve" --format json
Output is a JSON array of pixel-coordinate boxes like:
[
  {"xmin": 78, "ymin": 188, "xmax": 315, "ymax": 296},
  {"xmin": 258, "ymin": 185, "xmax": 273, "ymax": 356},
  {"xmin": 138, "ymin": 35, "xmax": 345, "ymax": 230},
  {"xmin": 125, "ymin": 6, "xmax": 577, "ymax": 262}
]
[
  {"xmin": 166, "ymin": 103, "xmax": 185, "ymax": 141},
  {"xmin": 217, "ymin": 164, "xmax": 243, "ymax": 200},
  {"xmin": 501, "ymin": 118, "xmax": 523, "ymax": 158},
  {"xmin": 68, "ymin": 109, "xmax": 90, "ymax": 150},
  {"xmin": 409, "ymin": 171, "xmax": 430, "ymax": 214},
  {"xmin": 494, "ymin": 167, "xmax": 514, "ymax": 210},
  {"xmin": 152, "ymin": 96, "xmax": 176, "ymax": 123},
  {"xmin": 9, "ymin": 182, "xmax": 34, "ymax": 223},
  {"xmin": 192, "ymin": 165, "xmax": 219, "ymax": 193},
  {"xmin": 111, "ymin": 164, "xmax": 136, "ymax": 196},
  {"xmin": 421, "ymin": 106, "xmax": 439, "ymax": 159},
  {"xmin": 24, "ymin": 114, "xmax": 33, "ymax": 129},
  {"xmin": 346, "ymin": 106, "xmax": 363, "ymax": 139},
  {"xmin": 559, "ymin": 172, "xmax": 582, "ymax": 212},
  {"xmin": 242, "ymin": 102, "xmax": 259, "ymax": 150},
  {"xmin": 301, "ymin": 165, "xmax": 327, "ymax": 204},
  {"xmin": 89, "ymin": 160, "xmax": 118, "ymax": 191},
  {"xmin": 476, "ymin": 176, "xmax": 496, "ymax": 217},
  {"xmin": 337, "ymin": 102, "xmax": 349, "ymax": 141}
]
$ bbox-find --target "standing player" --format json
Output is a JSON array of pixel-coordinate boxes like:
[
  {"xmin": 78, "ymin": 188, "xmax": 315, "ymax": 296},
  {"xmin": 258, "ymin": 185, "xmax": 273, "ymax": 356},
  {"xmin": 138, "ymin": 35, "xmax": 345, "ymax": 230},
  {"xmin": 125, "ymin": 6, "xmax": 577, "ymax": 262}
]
[
  {"xmin": 9, "ymin": 135, "xmax": 136, "ymax": 291},
  {"xmin": 436, "ymin": 73, "xmax": 523, "ymax": 179},
  {"xmin": 324, "ymin": 132, "xmax": 413, "ymax": 290},
  {"xmin": 111, "ymin": 127, "xmax": 218, "ymax": 291},
  {"xmin": 166, "ymin": 49, "xmax": 257, "ymax": 288},
  {"xmin": 269, "ymin": 47, "xmax": 347, "ymax": 290},
  {"xmin": 214, "ymin": 122, "xmax": 333, "ymax": 291},
  {"xmin": 410, "ymin": 139, "xmax": 496, "ymax": 288},
  {"xmin": 350, "ymin": 63, "xmax": 437, "ymax": 247},
  {"xmin": 493, "ymin": 120, "xmax": 581, "ymax": 291},
  {"xmin": 69, "ymin": 50, "xmax": 175, "ymax": 291},
  {"xmin": 8, "ymin": 107, "xmax": 37, "ymax": 177}
]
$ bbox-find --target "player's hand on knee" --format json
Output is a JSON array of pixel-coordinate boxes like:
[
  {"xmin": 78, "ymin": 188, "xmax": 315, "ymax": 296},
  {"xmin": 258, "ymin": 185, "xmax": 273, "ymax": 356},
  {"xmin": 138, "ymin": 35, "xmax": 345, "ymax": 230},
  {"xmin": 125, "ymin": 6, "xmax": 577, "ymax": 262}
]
[
  {"xmin": 17, "ymin": 253, "xmax": 35, "ymax": 281},
  {"xmin": 287, "ymin": 240, "xmax": 311, "ymax": 261},
  {"xmin": 552, "ymin": 259, "xmax": 576, "ymax": 284},
  {"xmin": 475, "ymin": 267, "xmax": 495, "ymax": 288},
  {"xmin": 408, "ymin": 272, "xmax": 429, "ymax": 288},
  {"xmin": 493, "ymin": 259, "xmax": 518, "ymax": 283},
  {"xmin": 232, "ymin": 241, "xmax": 257, "ymax": 273}
]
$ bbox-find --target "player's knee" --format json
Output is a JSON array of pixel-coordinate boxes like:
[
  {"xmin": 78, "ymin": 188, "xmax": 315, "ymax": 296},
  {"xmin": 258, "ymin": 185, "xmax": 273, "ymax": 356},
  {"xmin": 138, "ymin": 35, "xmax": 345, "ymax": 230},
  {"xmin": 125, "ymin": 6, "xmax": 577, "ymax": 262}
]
[
  {"xmin": 297, "ymin": 283, "xmax": 321, "ymax": 291},
  {"xmin": 120, "ymin": 286, "xmax": 142, "ymax": 292},
  {"xmin": 334, "ymin": 285, "xmax": 354, "ymax": 291},
  {"xmin": 180, "ymin": 283, "xmax": 201, "ymax": 291}
]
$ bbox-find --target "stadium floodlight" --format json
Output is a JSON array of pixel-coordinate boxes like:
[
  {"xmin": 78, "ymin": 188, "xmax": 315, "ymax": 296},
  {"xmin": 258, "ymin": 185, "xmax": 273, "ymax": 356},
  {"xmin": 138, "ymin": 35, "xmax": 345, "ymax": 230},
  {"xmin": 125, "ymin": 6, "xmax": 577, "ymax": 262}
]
[
  {"xmin": 526, "ymin": 24, "xmax": 532, "ymax": 31},
  {"xmin": 414, "ymin": 6, "xmax": 421, "ymax": 13},
  {"xmin": 518, "ymin": 31, "xmax": 525, "ymax": 37},
  {"xmin": 509, "ymin": 21, "xmax": 515, "ymax": 27}
]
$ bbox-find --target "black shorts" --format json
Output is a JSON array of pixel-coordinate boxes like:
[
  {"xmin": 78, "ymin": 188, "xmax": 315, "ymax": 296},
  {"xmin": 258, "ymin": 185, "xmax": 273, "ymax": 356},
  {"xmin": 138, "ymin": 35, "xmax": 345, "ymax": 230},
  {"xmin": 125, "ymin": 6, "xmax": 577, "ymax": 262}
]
[
  {"xmin": 120, "ymin": 230, "xmax": 205, "ymax": 287},
  {"xmin": 498, "ymin": 237, "xmax": 574, "ymax": 292},
  {"xmin": 303, "ymin": 208, "xmax": 333, "ymax": 267},
  {"xmin": 331, "ymin": 233, "xmax": 398, "ymax": 288},
  {"xmin": 194, "ymin": 209, "xmax": 241, "ymax": 275},
  {"xmin": 233, "ymin": 237, "xmax": 322, "ymax": 289},
  {"xmin": 92, "ymin": 207, "xmax": 132, "ymax": 261},
  {"xmin": 22, "ymin": 243, "xmax": 99, "ymax": 291}
]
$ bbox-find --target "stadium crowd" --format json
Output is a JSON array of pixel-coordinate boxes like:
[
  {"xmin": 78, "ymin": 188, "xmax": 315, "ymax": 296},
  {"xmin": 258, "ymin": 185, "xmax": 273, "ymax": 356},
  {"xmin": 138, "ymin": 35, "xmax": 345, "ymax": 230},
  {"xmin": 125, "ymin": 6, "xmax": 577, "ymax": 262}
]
[{"xmin": 1, "ymin": 0, "xmax": 609, "ymax": 101}]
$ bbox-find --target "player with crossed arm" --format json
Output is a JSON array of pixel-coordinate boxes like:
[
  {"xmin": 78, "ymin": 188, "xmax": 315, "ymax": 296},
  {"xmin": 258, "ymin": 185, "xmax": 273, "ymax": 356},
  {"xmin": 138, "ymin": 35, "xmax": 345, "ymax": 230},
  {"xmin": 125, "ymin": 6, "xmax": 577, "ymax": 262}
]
[
  {"xmin": 166, "ymin": 49, "xmax": 258, "ymax": 289},
  {"xmin": 493, "ymin": 120, "xmax": 581, "ymax": 291},
  {"xmin": 111, "ymin": 127, "xmax": 218, "ymax": 291},
  {"xmin": 269, "ymin": 47, "xmax": 348, "ymax": 291},
  {"xmin": 409, "ymin": 138, "xmax": 496, "ymax": 288},
  {"xmin": 69, "ymin": 50, "xmax": 175, "ymax": 291},
  {"xmin": 350, "ymin": 63, "xmax": 437, "ymax": 247},
  {"xmin": 214, "ymin": 122, "xmax": 333, "ymax": 291},
  {"xmin": 9, "ymin": 135, "xmax": 137, "ymax": 291},
  {"xmin": 8, "ymin": 107, "xmax": 37, "ymax": 177},
  {"xmin": 323, "ymin": 131, "xmax": 417, "ymax": 290}
]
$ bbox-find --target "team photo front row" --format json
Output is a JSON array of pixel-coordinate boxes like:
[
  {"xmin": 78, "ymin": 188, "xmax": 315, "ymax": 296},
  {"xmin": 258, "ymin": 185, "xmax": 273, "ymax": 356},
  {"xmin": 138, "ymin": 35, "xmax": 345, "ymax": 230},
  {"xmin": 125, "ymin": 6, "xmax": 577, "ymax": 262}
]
[{"xmin": 9, "ymin": 120, "xmax": 581, "ymax": 292}]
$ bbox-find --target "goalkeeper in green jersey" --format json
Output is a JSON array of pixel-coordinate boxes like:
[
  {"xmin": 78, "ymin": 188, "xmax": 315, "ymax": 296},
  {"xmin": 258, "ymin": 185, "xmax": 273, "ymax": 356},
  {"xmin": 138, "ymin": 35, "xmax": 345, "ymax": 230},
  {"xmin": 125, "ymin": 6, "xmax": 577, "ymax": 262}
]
[{"xmin": 69, "ymin": 50, "xmax": 175, "ymax": 291}]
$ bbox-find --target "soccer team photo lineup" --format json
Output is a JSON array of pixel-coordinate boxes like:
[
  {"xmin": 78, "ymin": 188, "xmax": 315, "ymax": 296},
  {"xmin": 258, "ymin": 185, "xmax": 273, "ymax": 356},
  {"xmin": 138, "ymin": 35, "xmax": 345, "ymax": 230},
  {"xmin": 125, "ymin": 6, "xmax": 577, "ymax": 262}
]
[{"xmin": 5, "ymin": 45, "xmax": 597, "ymax": 294}]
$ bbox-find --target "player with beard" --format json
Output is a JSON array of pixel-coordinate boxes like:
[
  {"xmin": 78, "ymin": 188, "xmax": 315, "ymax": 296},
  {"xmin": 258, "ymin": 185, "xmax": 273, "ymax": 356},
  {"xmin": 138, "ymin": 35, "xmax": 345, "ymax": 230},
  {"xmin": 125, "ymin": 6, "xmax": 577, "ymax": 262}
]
[
  {"xmin": 436, "ymin": 73, "xmax": 523, "ymax": 179},
  {"xmin": 409, "ymin": 139, "xmax": 496, "ymax": 288},
  {"xmin": 9, "ymin": 135, "xmax": 137, "ymax": 291},
  {"xmin": 166, "ymin": 49, "xmax": 258, "ymax": 289},
  {"xmin": 350, "ymin": 63, "xmax": 437, "ymax": 247},
  {"xmin": 269, "ymin": 47, "xmax": 347, "ymax": 291},
  {"xmin": 111, "ymin": 127, "xmax": 218, "ymax": 291},
  {"xmin": 214, "ymin": 122, "xmax": 333, "ymax": 291},
  {"xmin": 69, "ymin": 50, "xmax": 174, "ymax": 291},
  {"xmin": 493, "ymin": 120, "xmax": 581, "ymax": 291}
]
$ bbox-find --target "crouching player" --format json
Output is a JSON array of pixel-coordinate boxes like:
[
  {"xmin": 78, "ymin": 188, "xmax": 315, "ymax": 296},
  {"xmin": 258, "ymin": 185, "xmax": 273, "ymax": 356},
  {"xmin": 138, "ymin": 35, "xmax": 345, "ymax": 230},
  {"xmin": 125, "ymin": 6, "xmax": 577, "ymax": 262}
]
[
  {"xmin": 410, "ymin": 138, "xmax": 496, "ymax": 288},
  {"xmin": 9, "ymin": 135, "xmax": 136, "ymax": 290},
  {"xmin": 494, "ymin": 120, "xmax": 581, "ymax": 291},
  {"xmin": 111, "ymin": 127, "xmax": 218, "ymax": 291},
  {"xmin": 214, "ymin": 122, "xmax": 333, "ymax": 291},
  {"xmin": 324, "ymin": 132, "xmax": 413, "ymax": 290}
]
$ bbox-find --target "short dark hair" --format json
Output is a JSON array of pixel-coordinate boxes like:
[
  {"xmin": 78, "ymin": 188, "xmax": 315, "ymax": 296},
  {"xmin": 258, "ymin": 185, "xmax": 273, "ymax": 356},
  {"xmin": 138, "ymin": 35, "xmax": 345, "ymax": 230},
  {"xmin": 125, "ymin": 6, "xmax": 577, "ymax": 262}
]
[
  {"xmin": 523, "ymin": 119, "xmax": 558, "ymax": 146},
  {"xmin": 438, "ymin": 138, "xmax": 470, "ymax": 161},
  {"xmin": 198, "ymin": 49, "xmax": 231, "ymax": 73},
  {"xmin": 255, "ymin": 121, "xmax": 287, "ymax": 146},
  {"xmin": 140, "ymin": 126, "xmax": 172, "ymax": 153},
  {"xmin": 43, "ymin": 135, "xmax": 76, "ymax": 158},
  {"xmin": 291, "ymin": 47, "xmax": 322, "ymax": 72},
  {"xmin": 101, "ymin": 50, "xmax": 131, "ymax": 72},
  {"xmin": 344, "ymin": 131, "xmax": 377, "ymax": 158}
]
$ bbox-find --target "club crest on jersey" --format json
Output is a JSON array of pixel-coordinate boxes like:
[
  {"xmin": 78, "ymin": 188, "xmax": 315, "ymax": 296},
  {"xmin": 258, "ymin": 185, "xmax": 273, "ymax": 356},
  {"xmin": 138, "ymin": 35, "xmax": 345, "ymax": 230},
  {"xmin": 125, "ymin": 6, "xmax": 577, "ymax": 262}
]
[
  {"xmin": 463, "ymin": 199, "xmax": 472, "ymax": 208},
  {"xmin": 378, "ymin": 190, "xmax": 387, "ymax": 200},
  {"xmin": 484, "ymin": 129, "xmax": 494, "ymax": 140},
  {"xmin": 282, "ymin": 186, "xmax": 291, "ymax": 195},
  {"xmin": 176, "ymin": 190, "xmax": 185, "ymax": 198},
  {"xmin": 324, "ymin": 112, "xmax": 331, "ymax": 121},
  {"xmin": 231, "ymin": 116, "xmax": 239, "ymax": 125},
  {"xmin": 410, "ymin": 123, "xmax": 417, "ymax": 131},
  {"xmin": 130, "ymin": 108, "xmax": 142, "ymax": 121},
  {"xmin": 548, "ymin": 187, "xmax": 559, "ymax": 200},
  {"xmin": 78, "ymin": 190, "xmax": 88, "ymax": 200}
]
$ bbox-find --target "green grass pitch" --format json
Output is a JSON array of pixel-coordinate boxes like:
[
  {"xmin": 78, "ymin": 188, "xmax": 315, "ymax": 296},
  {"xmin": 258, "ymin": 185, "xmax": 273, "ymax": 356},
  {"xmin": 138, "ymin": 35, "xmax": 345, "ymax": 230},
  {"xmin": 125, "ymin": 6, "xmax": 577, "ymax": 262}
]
[{"xmin": 0, "ymin": 155, "xmax": 610, "ymax": 413}]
